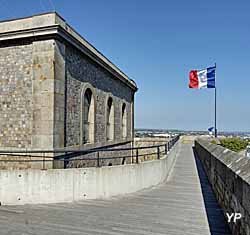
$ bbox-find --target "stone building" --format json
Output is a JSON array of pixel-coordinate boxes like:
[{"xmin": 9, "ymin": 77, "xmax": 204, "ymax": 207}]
[{"xmin": 0, "ymin": 12, "xmax": 137, "ymax": 168}]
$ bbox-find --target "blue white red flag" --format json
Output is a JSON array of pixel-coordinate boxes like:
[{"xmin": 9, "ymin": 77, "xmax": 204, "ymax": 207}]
[{"xmin": 189, "ymin": 66, "xmax": 216, "ymax": 89}]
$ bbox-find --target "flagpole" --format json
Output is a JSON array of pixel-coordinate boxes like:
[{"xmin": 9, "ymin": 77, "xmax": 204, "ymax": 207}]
[{"xmin": 214, "ymin": 63, "xmax": 217, "ymax": 138}]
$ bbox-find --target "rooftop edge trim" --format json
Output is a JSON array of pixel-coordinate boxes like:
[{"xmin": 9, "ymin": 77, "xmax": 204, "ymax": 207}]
[{"xmin": 0, "ymin": 12, "xmax": 138, "ymax": 91}]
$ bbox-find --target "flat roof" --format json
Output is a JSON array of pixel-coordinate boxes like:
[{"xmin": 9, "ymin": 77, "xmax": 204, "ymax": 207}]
[{"xmin": 0, "ymin": 12, "xmax": 137, "ymax": 91}]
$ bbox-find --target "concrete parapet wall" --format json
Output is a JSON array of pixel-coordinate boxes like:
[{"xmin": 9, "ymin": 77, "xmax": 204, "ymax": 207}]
[
  {"xmin": 0, "ymin": 140, "xmax": 179, "ymax": 205},
  {"xmin": 195, "ymin": 139, "xmax": 250, "ymax": 235}
]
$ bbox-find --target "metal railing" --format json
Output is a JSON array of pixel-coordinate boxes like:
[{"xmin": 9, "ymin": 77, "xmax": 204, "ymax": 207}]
[{"xmin": 0, "ymin": 135, "xmax": 180, "ymax": 169}]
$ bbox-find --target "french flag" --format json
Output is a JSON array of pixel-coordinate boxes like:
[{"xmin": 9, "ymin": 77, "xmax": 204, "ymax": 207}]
[{"xmin": 189, "ymin": 66, "xmax": 216, "ymax": 89}]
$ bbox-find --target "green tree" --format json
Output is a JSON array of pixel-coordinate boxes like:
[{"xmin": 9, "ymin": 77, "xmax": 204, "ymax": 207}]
[{"xmin": 218, "ymin": 138, "xmax": 248, "ymax": 152}]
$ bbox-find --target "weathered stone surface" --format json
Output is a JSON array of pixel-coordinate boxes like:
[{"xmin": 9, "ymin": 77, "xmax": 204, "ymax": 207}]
[
  {"xmin": 0, "ymin": 12, "xmax": 137, "ymax": 169},
  {"xmin": 133, "ymin": 137, "xmax": 168, "ymax": 162},
  {"xmin": 0, "ymin": 41, "xmax": 33, "ymax": 148},
  {"xmin": 195, "ymin": 139, "xmax": 250, "ymax": 235},
  {"xmin": 65, "ymin": 44, "xmax": 133, "ymax": 147}
]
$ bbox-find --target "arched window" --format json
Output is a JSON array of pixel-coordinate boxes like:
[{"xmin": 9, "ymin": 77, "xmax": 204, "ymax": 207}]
[
  {"xmin": 106, "ymin": 97, "xmax": 114, "ymax": 141},
  {"xmin": 122, "ymin": 103, "xmax": 127, "ymax": 138},
  {"xmin": 82, "ymin": 88, "xmax": 94, "ymax": 144}
]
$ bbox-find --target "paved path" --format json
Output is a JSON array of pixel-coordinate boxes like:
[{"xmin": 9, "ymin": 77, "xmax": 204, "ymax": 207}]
[{"xmin": 0, "ymin": 142, "xmax": 230, "ymax": 235}]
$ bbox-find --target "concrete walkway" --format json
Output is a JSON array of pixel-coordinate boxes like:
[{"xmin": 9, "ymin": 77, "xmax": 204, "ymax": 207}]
[{"xmin": 0, "ymin": 142, "xmax": 230, "ymax": 235}]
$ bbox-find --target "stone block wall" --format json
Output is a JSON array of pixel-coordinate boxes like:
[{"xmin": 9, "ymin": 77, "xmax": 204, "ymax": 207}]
[
  {"xmin": 0, "ymin": 38, "xmax": 135, "ymax": 168},
  {"xmin": 65, "ymin": 142, "xmax": 132, "ymax": 168},
  {"xmin": 0, "ymin": 41, "xmax": 33, "ymax": 148},
  {"xmin": 0, "ymin": 154, "xmax": 53, "ymax": 170},
  {"xmin": 0, "ymin": 39, "xmax": 64, "ymax": 151},
  {"xmin": 0, "ymin": 12, "xmax": 137, "ymax": 169},
  {"xmin": 134, "ymin": 137, "xmax": 168, "ymax": 162},
  {"xmin": 65, "ymin": 45, "xmax": 133, "ymax": 148},
  {"xmin": 195, "ymin": 139, "xmax": 250, "ymax": 235}
]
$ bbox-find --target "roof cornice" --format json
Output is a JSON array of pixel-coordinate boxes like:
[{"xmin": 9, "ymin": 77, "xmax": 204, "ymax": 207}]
[{"xmin": 0, "ymin": 13, "xmax": 138, "ymax": 91}]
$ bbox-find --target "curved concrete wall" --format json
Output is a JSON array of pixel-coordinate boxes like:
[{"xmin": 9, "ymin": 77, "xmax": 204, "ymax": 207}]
[{"xmin": 0, "ymin": 141, "xmax": 179, "ymax": 205}]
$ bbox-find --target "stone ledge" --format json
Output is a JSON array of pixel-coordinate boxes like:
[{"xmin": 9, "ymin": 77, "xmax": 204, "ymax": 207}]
[
  {"xmin": 196, "ymin": 139, "xmax": 250, "ymax": 182},
  {"xmin": 195, "ymin": 139, "xmax": 250, "ymax": 235}
]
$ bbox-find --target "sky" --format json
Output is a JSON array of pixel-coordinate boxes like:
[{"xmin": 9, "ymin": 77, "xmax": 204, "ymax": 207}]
[{"xmin": 1, "ymin": 0, "xmax": 249, "ymax": 132}]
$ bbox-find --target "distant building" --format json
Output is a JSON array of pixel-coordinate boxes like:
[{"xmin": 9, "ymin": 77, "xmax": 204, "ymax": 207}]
[
  {"xmin": 0, "ymin": 13, "xmax": 137, "ymax": 168},
  {"xmin": 152, "ymin": 133, "xmax": 170, "ymax": 138}
]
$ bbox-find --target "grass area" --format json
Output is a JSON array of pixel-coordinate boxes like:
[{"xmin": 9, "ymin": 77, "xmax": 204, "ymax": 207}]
[{"xmin": 211, "ymin": 138, "xmax": 248, "ymax": 152}]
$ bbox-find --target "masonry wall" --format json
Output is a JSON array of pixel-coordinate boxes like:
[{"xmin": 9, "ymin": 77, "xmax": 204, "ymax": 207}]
[
  {"xmin": 0, "ymin": 38, "xmax": 135, "ymax": 169},
  {"xmin": 0, "ymin": 12, "xmax": 136, "ymax": 170},
  {"xmin": 65, "ymin": 44, "xmax": 133, "ymax": 148},
  {"xmin": 133, "ymin": 137, "xmax": 168, "ymax": 162},
  {"xmin": 195, "ymin": 139, "xmax": 250, "ymax": 235},
  {"xmin": 62, "ymin": 43, "xmax": 134, "ymax": 167},
  {"xmin": 0, "ymin": 41, "xmax": 33, "ymax": 149},
  {"xmin": 0, "ymin": 38, "xmax": 134, "ymax": 148},
  {"xmin": 0, "ymin": 39, "xmax": 65, "ymax": 151},
  {"xmin": 65, "ymin": 142, "xmax": 132, "ymax": 168}
]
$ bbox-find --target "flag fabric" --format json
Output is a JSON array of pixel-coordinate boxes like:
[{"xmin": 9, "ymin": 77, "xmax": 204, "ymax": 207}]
[
  {"xmin": 208, "ymin": 127, "xmax": 214, "ymax": 132},
  {"xmin": 189, "ymin": 66, "xmax": 216, "ymax": 89}
]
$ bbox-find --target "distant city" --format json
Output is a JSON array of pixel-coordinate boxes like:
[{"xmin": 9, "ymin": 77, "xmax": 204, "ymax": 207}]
[{"xmin": 135, "ymin": 128, "xmax": 250, "ymax": 141}]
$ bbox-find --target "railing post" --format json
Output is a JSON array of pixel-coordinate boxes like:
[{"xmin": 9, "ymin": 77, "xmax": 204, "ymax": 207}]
[
  {"xmin": 157, "ymin": 146, "xmax": 160, "ymax": 160},
  {"xmin": 97, "ymin": 151, "xmax": 100, "ymax": 167},
  {"xmin": 136, "ymin": 149, "xmax": 139, "ymax": 164},
  {"xmin": 42, "ymin": 152, "xmax": 45, "ymax": 170}
]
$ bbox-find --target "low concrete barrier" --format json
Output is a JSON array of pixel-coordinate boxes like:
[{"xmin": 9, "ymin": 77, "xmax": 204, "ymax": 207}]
[
  {"xmin": 195, "ymin": 139, "xmax": 250, "ymax": 235},
  {"xmin": 0, "ymin": 140, "xmax": 179, "ymax": 205}
]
